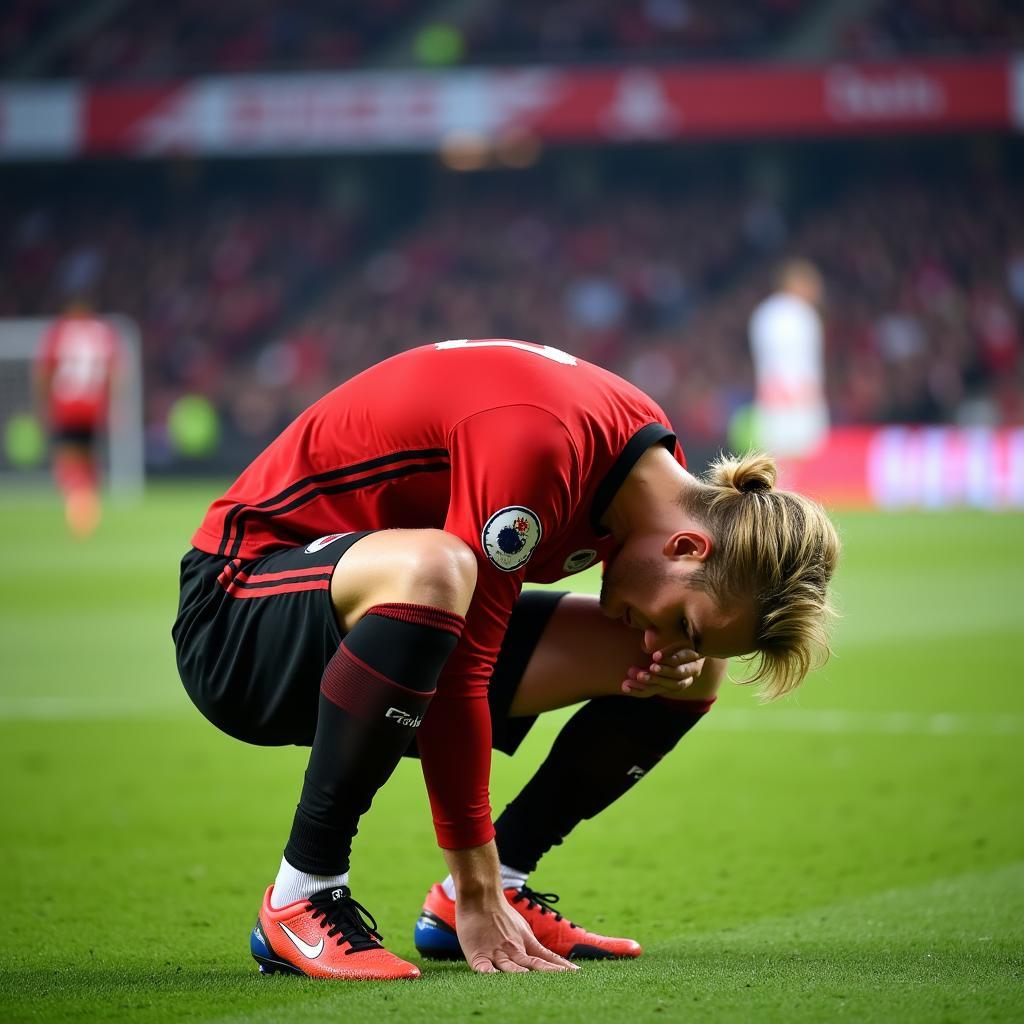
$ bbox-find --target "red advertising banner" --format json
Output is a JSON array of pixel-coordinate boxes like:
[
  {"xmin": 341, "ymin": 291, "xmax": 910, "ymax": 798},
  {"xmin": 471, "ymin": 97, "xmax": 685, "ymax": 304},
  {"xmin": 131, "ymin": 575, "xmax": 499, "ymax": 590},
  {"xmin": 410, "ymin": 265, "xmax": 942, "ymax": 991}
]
[
  {"xmin": 778, "ymin": 427, "xmax": 1024, "ymax": 510},
  {"xmin": 0, "ymin": 56, "xmax": 1019, "ymax": 159}
]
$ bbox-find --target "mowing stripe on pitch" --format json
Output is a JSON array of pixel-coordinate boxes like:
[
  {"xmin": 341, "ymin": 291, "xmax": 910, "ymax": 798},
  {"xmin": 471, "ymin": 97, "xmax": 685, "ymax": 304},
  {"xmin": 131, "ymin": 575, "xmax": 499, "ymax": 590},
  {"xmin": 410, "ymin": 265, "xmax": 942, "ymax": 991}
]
[{"xmin": 1, "ymin": 698, "xmax": 1022, "ymax": 734}]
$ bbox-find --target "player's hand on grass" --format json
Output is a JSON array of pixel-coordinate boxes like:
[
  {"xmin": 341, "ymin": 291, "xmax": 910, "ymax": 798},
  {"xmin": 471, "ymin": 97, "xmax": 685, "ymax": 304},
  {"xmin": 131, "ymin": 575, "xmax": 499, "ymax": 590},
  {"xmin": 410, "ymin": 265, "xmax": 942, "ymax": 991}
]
[
  {"xmin": 455, "ymin": 898, "xmax": 579, "ymax": 974},
  {"xmin": 621, "ymin": 647, "xmax": 705, "ymax": 699}
]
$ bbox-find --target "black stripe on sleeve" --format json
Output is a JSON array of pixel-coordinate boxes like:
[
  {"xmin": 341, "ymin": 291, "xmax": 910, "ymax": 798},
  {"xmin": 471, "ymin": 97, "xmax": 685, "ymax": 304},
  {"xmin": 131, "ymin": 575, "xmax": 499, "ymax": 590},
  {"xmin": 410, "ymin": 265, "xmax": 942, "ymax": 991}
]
[
  {"xmin": 225, "ymin": 458, "xmax": 451, "ymax": 559},
  {"xmin": 218, "ymin": 447, "xmax": 449, "ymax": 555}
]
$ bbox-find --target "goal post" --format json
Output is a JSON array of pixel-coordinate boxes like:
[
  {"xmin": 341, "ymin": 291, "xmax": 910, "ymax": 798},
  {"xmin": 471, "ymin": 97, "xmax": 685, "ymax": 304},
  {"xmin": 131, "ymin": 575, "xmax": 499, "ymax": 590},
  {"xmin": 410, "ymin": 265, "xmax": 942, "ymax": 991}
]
[{"xmin": 0, "ymin": 315, "xmax": 145, "ymax": 498}]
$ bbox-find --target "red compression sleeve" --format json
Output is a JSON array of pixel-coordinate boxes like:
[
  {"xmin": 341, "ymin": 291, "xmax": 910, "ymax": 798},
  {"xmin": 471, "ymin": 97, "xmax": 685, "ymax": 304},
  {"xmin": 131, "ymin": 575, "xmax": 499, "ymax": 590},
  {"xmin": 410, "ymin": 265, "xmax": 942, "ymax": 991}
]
[{"xmin": 416, "ymin": 677, "xmax": 495, "ymax": 849}]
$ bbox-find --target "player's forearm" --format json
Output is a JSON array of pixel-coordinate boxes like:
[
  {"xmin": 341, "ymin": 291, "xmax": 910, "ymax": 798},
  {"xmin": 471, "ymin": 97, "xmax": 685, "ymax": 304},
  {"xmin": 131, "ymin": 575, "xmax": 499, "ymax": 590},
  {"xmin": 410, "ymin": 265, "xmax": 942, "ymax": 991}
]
[
  {"xmin": 443, "ymin": 840, "xmax": 504, "ymax": 906},
  {"xmin": 417, "ymin": 682, "xmax": 495, "ymax": 849}
]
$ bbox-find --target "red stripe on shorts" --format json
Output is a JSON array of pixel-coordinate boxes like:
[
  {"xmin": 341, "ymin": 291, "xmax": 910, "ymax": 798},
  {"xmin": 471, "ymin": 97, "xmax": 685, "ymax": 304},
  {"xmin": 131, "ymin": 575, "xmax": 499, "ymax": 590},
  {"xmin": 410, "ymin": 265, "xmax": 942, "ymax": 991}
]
[
  {"xmin": 232, "ymin": 564, "xmax": 335, "ymax": 584},
  {"xmin": 224, "ymin": 578, "xmax": 331, "ymax": 599}
]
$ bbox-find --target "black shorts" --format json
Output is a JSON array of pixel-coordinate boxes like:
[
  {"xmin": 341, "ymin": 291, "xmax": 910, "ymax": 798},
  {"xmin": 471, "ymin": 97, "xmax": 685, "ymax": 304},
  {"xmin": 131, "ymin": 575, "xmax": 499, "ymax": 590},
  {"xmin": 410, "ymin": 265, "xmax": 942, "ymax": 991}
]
[
  {"xmin": 172, "ymin": 534, "xmax": 566, "ymax": 755},
  {"xmin": 52, "ymin": 425, "xmax": 98, "ymax": 447}
]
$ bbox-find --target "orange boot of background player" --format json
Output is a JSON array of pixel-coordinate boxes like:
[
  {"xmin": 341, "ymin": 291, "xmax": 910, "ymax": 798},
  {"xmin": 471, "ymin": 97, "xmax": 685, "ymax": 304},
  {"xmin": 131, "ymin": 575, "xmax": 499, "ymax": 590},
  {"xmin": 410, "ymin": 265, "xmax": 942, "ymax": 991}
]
[{"xmin": 54, "ymin": 450, "xmax": 101, "ymax": 539}]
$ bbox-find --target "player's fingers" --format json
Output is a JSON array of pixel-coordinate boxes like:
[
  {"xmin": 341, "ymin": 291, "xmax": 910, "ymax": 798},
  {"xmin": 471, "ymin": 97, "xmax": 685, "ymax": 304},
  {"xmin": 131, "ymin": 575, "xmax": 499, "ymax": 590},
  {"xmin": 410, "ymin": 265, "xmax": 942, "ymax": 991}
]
[
  {"xmin": 469, "ymin": 954, "xmax": 499, "ymax": 974},
  {"xmin": 649, "ymin": 659, "xmax": 703, "ymax": 681},
  {"xmin": 492, "ymin": 955, "xmax": 529, "ymax": 974},
  {"xmin": 621, "ymin": 680, "xmax": 658, "ymax": 697},
  {"xmin": 523, "ymin": 937, "xmax": 578, "ymax": 971},
  {"xmin": 623, "ymin": 667, "xmax": 654, "ymax": 692},
  {"xmin": 652, "ymin": 648, "xmax": 701, "ymax": 666},
  {"xmin": 514, "ymin": 954, "xmax": 571, "ymax": 973},
  {"xmin": 652, "ymin": 651, "xmax": 700, "ymax": 668}
]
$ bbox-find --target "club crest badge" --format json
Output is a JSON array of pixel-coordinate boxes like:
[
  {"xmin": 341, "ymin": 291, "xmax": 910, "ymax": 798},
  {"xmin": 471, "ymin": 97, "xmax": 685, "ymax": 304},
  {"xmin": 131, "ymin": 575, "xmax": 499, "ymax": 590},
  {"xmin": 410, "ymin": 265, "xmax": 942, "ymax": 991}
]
[
  {"xmin": 563, "ymin": 549, "xmax": 597, "ymax": 573},
  {"xmin": 481, "ymin": 506, "xmax": 542, "ymax": 572}
]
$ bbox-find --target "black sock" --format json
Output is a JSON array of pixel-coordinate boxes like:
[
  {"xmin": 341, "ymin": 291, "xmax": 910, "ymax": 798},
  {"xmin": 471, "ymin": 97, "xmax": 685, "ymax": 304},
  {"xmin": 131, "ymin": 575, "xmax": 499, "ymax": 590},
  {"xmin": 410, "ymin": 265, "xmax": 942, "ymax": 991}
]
[
  {"xmin": 284, "ymin": 603, "xmax": 464, "ymax": 875},
  {"xmin": 493, "ymin": 695, "xmax": 713, "ymax": 875}
]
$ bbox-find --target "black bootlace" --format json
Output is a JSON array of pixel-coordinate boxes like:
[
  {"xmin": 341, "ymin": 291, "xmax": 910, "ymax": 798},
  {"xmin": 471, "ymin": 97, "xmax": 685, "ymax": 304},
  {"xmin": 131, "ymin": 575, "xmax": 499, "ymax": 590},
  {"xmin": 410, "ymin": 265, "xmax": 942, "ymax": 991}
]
[
  {"xmin": 307, "ymin": 886, "xmax": 384, "ymax": 955},
  {"xmin": 511, "ymin": 886, "xmax": 579, "ymax": 929}
]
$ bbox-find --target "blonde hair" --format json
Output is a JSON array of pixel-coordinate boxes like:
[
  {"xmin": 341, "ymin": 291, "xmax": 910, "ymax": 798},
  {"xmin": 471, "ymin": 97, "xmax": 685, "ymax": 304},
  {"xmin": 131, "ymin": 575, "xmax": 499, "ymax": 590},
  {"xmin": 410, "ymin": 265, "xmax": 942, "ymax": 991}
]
[{"xmin": 681, "ymin": 451, "xmax": 840, "ymax": 699}]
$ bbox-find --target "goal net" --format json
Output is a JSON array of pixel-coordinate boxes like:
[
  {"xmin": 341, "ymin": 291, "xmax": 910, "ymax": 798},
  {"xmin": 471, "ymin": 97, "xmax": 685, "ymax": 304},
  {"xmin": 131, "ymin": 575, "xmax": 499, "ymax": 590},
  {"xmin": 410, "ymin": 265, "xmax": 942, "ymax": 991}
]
[{"xmin": 0, "ymin": 316, "xmax": 144, "ymax": 497}]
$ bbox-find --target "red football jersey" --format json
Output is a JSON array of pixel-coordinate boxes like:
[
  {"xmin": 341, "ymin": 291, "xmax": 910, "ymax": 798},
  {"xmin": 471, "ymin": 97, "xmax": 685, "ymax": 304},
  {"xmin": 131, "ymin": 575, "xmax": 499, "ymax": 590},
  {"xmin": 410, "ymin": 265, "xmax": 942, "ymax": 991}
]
[
  {"xmin": 37, "ymin": 314, "xmax": 119, "ymax": 430},
  {"xmin": 193, "ymin": 340, "xmax": 684, "ymax": 848}
]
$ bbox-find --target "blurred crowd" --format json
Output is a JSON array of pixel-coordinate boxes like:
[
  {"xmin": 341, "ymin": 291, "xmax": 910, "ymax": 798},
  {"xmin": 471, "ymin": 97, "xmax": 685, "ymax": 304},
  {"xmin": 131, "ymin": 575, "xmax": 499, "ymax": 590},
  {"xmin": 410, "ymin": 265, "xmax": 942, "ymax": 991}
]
[
  {"xmin": 9, "ymin": 147, "xmax": 1020, "ymax": 464},
  {"xmin": 0, "ymin": 175, "xmax": 369, "ymax": 456},
  {"xmin": 840, "ymin": 0, "xmax": 1023, "ymax": 57},
  {"xmin": 460, "ymin": 0, "xmax": 803, "ymax": 63},
  {"xmin": 678, "ymin": 179, "xmax": 1024, "ymax": 444},
  {"xmin": 280, "ymin": 171, "xmax": 1024, "ymax": 452},
  {"xmin": 47, "ymin": 0, "xmax": 429, "ymax": 79},
  {"xmin": 0, "ymin": 0, "xmax": 62, "ymax": 70},
  {"xmin": 2, "ymin": 0, "xmax": 1018, "ymax": 80}
]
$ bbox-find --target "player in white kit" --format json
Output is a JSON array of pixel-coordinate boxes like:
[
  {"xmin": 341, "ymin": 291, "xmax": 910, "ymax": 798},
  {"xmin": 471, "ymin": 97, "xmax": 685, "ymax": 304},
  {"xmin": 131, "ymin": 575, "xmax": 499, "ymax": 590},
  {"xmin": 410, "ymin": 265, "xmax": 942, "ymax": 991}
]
[{"xmin": 748, "ymin": 260, "xmax": 829, "ymax": 459}]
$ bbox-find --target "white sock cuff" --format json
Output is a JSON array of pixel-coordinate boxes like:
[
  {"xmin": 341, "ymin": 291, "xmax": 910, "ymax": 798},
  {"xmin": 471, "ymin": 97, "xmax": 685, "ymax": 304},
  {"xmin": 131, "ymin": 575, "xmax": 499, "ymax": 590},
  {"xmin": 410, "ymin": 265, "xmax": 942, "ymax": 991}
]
[
  {"xmin": 271, "ymin": 855, "xmax": 349, "ymax": 909},
  {"xmin": 500, "ymin": 864, "xmax": 529, "ymax": 891}
]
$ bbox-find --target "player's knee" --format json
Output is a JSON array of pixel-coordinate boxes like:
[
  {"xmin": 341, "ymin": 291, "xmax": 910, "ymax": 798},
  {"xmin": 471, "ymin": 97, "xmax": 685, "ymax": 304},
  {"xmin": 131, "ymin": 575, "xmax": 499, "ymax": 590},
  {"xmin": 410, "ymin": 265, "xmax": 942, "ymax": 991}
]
[{"xmin": 402, "ymin": 532, "xmax": 477, "ymax": 615}]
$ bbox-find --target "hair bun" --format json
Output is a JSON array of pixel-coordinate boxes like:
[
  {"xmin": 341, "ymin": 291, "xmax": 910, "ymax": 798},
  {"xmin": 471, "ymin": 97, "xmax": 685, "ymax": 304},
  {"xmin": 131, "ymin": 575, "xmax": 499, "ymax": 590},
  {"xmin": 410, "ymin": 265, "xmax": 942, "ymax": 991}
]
[{"xmin": 708, "ymin": 452, "xmax": 777, "ymax": 494}]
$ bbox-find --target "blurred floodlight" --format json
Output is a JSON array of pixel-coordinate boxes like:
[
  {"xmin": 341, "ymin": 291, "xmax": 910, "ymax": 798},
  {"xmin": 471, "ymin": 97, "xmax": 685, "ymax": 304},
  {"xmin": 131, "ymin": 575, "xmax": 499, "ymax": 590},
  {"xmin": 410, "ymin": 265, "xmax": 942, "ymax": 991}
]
[
  {"xmin": 414, "ymin": 23, "xmax": 465, "ymax": 66},
  {"xmin": 167, "ymin": 395, "xmax": 220, "ymax": 458},
  {"xmin": 495, "ymin": 131, "xmax": 542, "ymax": 169},
  {"xmin": 727, "ymin": 404, "xmax": 758, "ymax": 455},
  {"xmin": 439, "ymin": 132, "xmax": 490, "ymax": 171},
  {"xmin": 4, "ymin": 413, "xmax": 45, "ymax": 468}
]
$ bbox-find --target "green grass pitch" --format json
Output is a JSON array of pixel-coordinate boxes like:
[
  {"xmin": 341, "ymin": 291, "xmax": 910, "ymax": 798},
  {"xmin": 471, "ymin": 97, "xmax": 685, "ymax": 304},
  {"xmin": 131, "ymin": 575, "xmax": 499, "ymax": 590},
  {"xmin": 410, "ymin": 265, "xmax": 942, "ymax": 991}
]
[{"xmin": 1, "ymin": 483, "xmax": 1022, "ymax": 1023}]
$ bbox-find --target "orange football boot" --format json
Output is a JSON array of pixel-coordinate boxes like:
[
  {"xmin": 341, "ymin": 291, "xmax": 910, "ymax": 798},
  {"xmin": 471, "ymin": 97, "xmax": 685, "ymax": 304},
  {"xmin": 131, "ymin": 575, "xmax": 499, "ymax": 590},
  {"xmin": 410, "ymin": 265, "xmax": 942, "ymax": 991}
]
[
  {"xmin": 414, "ymin": 883, "xmax": 642, "ymax": 960},
  {"xmin": 252, "ymin": 884, "xmax": 420, "ymax": 980}
]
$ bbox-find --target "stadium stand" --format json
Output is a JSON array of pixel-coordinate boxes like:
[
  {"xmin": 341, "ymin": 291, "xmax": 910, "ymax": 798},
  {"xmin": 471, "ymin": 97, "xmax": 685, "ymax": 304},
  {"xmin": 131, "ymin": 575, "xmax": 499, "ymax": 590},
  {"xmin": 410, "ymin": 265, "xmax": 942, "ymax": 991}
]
[
  {"xmin": 3, "ymin": 141, "xmax": 1021, "ymax": 465},
  {"xmin": 24, "ymin": 0, "xmax": 433, "ymax": 79},
  {"xmin": 5, "ymin": 0, "xmax": 1019, "ymax": 81},
  {"xmin": 2, "ymin": 1, "xmax": 1020, "ymax": 470},
  {"xmin": 456, "ymin": 0, "xmax": 806, "ymax": 63},
  {"xmin": 840, "ymin": 0, "xmax": 1023, "ymax": 57},
  {"xmin": 0, "ymin": 166, "xmax": 373, "ymax": 453},
  {"xmin": 0, "ymin": 0, "xmax": 64, "ymax": 70}
]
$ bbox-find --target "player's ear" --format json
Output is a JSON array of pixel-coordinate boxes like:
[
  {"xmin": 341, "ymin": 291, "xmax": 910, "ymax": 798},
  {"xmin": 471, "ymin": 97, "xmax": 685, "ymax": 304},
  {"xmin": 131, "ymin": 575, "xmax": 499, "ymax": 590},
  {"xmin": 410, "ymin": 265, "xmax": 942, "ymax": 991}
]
[{"xmin": 664, "ymin": 530, "xmax": 713, "ymax": 561}]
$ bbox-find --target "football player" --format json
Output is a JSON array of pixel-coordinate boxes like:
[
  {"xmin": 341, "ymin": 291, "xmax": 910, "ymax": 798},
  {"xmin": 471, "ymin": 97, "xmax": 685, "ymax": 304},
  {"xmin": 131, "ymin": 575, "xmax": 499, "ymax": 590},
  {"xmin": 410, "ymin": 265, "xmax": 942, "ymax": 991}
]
[
  {"xmin": 173, "ymin": 339, "xmax": 838, "ymax": 979},
  {"xmin": 35, "ymin": 302, "xmax": 119, "ymax": 538}
]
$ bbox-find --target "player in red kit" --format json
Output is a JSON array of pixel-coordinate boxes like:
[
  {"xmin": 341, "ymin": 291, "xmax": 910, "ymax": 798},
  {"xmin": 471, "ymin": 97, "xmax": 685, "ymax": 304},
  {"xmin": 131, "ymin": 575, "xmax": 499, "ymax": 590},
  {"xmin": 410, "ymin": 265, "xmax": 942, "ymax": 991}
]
[
  {"xmin": 35, "ymin": 303, "xmax": 119, "ymax": 538},
  {"xmin": 173, "ymin": 339, "xmax": 839, "ymax": 980}
]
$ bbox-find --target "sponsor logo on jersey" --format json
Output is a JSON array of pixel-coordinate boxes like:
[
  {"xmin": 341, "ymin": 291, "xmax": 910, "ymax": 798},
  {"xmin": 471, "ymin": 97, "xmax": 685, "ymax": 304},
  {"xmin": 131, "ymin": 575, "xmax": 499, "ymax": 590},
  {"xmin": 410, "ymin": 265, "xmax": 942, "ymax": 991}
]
[
  {"xmin": 563, "ymin": 548, "xmax": 598, "ymax": 573},
  {"xmin": 481, "ymin": 506, "xmax": 542, "ymax": 572},
  {"xmin": 386, "ymin": 707, "xmax": 423, "ymax": 728},
  {"xmin": 305, "ymin": 533, "xmax": 349, "ymax": 554}
]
